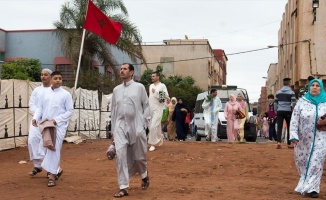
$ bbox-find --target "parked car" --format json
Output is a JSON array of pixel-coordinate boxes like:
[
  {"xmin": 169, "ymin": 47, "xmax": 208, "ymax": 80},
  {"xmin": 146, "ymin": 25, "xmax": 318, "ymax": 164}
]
[{"xmin": 193, "ymin": 85, "xmax": 257, "ymax": 142}]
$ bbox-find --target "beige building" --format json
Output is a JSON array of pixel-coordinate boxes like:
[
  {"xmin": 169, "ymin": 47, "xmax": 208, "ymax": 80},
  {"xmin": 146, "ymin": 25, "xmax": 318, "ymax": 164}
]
[
  {"xmin": 141, "ymin": 39, "xmax": 227, "ymax": 90},
  {"xmin": 270, "ymin": 0, "xmax": 326, "ymax": 94},
  {"xmin": 265, "ymin": 63, "xmax": 278, "ymax": 95}
]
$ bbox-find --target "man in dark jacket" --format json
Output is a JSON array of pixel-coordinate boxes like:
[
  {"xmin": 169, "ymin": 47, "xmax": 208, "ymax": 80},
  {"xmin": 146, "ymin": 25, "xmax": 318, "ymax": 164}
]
[
  {"xmin": 274, "ymin": 78, "xmax": 296, "ymax": 149},
  {"xmin": 298, "ymin": 76, "xmax": 315, "ymax": 98}
]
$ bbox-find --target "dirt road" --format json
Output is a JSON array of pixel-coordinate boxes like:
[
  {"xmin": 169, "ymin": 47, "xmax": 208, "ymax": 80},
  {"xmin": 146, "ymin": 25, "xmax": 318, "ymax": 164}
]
[{"xmin": 0, "ymin": 139, "xmax": 324, "ymax": 200}]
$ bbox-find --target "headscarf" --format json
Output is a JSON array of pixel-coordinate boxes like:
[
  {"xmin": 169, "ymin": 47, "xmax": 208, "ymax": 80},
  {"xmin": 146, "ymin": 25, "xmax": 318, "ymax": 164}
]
[
  {"xmin": 170, "ymin": 97, "xmax": 177, "ymax": 105},
  {"xmin": 164, "ymin": 97, "xmax": 171, "ymax": 106},
  {"xmin": 176, "ymin": 97, "xmax": 186, "ymax": 108},
  {"xmin": 229, "ymin": 94, "xmax": 237, "ymax": 105},
  {"xmin": 304, "ymin": 79, "xmax": 326, "ymax": 105}
]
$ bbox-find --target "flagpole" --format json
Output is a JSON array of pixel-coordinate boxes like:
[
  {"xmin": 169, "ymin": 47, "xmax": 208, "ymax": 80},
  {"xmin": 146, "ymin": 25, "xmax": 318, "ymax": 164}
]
[{"xmin": 74, "ymin": 28, "xmax": 87, "ymax": 89}]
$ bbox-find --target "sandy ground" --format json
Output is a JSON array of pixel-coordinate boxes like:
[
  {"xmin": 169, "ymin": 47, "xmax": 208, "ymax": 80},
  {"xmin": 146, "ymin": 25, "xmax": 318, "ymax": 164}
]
[{"xmin": 1, "ymin": 139, "xmax": 326, "ymax": 200}]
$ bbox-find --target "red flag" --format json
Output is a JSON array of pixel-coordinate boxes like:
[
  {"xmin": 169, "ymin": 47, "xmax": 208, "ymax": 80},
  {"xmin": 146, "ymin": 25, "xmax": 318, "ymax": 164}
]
[{"xmin": 84, "ymin": 0, "xmax": 122, "ymax": 44}]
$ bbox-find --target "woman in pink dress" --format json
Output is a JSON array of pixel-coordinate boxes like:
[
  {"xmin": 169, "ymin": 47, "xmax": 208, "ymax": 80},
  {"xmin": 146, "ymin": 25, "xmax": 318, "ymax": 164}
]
[{"xmin": 224, "ymin": 94, "xmax": 241, "ymax": 142}]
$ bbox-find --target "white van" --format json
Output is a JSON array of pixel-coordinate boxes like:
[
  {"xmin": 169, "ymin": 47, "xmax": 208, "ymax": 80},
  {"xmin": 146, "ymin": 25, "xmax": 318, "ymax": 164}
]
[{"xmin": 193, "ymin": 85, "xmax": 257, "ymax": 142}]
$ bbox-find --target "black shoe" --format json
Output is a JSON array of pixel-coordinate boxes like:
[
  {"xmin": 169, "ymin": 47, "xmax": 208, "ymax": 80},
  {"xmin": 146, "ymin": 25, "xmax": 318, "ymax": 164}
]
[{"xmin": 310, "ymin": 191, "xmax": 319, "ymax": 198}]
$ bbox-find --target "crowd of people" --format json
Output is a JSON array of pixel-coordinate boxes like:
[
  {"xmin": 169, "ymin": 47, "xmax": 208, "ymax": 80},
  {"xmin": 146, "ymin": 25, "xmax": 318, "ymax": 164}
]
[
  {"xmin": 254, "ymin": 76, "xmax": 326, "ymax": 198},
  {"xmin": 26, "ymin": 64, "xmax": 326, "ymax": 198}
]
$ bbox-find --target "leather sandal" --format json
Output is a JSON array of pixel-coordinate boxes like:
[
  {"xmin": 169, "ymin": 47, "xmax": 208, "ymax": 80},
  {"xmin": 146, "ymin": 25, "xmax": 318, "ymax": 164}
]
[
  {"xmin": 47, "ymin": 179, "xmax": 56, "ymax": 187},
  {"xmin": 28, "ymin": 167, "xmax": 42, "ymax": 176},
  {"xmin": 141, "ymin": 176, "xmax": 150, "ymax": 190},
  {"xmin": 114, "ymin": 189, "xmax": 128, "ymax": 198}
]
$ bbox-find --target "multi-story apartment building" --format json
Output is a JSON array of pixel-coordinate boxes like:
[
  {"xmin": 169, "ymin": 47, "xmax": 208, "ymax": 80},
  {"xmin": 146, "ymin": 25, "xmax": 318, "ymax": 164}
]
[
  {"xmin": 141, "ymin": 39, "xmax": 227, "ymax": 91},
  {"xmin": 272, "ymin": 0, "xmax": 326, "ymax": 93},
  {"xmin": 259, "ymin": 0, "xmax": 326, "ymax": 115}
]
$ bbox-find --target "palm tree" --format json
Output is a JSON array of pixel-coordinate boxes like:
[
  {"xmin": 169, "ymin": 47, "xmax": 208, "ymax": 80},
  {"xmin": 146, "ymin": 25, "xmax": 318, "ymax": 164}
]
[{"xmin": 53, "ymin": 0, "xmax": 146, "ymax": 79}]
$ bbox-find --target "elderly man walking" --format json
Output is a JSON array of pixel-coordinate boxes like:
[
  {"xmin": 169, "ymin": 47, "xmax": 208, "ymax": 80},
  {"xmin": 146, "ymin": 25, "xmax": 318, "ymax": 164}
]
[{"xmin": 28, "ymin": 69, "xmax": 52, "ymax": 177}]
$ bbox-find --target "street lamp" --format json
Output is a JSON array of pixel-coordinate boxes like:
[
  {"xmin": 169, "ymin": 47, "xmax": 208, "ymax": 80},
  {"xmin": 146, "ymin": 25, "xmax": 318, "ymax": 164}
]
[
  {"xmin": 312, "ymin": 0, "xmax": 319, "ymax": 24},
  {"xmin": 313, "ymin": 0, "xmax": 319, "ymax": 8}
]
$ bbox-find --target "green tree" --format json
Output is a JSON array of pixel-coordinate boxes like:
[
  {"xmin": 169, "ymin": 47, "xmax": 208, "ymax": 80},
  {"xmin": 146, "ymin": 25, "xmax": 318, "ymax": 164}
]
[
  {"xmin": 164, "ymin": 75, "xmax": 202, "ymax": 110},
  {"xmin": 1, "ymin": 58, "xmax": 42, "ymax": 81},
  {"xmin": 139, "ymin": 65, "xmax": 166, "ymax": 94},
  {"xmin": 53, "ymin": 0, "xmax": 147, "ymax": 80},
  {"xmin": 140, "ymin": 67, "xmax": 202, "ymax": 109}
]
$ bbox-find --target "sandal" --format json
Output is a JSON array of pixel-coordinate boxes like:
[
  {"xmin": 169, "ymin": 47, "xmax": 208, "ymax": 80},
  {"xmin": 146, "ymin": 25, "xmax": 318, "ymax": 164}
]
[
  {"xmin": 141, "ymin": 176, "xmax": 150, "ymax": 190},
  {"xmin": 47, "ymin": 179, "xmax": 56, "ymax": 187},
  {"xmin": 28, "ymin": 167, "xmax": 42, "ymax": 176},
  {"xmin": 113, "ymin": 189, "xmax": 128, "ymax": 198},
  {"xmin": 55, "ymin": 170, "xmax": 63, "ymax": 180}
]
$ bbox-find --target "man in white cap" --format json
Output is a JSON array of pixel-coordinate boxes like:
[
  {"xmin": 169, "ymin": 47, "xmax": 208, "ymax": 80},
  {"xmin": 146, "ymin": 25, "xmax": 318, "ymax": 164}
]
[
  {"xmin": 27, "ymin": 69, "xmax": 63, "ymax": 180},
  {"xmin": 28, "ymin": 68, "xmax": 52, "ymax": 176}
]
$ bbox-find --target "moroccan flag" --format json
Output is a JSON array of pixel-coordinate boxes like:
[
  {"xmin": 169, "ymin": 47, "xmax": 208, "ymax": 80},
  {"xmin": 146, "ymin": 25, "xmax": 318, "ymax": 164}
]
[{"xmin": 84, "ymin": 0, "xmax": 122, "ymax": 44}]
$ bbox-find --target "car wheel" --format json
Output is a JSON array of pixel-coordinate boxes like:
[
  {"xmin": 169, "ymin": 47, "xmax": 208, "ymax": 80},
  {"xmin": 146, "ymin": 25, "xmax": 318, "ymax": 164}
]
[{"xmin": 195, "ymin": 127, "xmax": 201, "ymax": 141}]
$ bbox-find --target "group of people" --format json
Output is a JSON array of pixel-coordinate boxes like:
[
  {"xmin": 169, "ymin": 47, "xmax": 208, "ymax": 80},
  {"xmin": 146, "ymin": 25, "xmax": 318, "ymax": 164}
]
[
  {"xmin": 26, "ymin": 64, "xmax": 326, "ymax": 198},
  {"xmin": 223, "ymin": 93, "xmax": 249, "ymax": 143},
  {"xmin": 200, "ymin": 89, "xmax": 250, "ymax": 143},
  {"xmin": 256, "ymin": 76, "xmax": 326, "ymax": 198}
]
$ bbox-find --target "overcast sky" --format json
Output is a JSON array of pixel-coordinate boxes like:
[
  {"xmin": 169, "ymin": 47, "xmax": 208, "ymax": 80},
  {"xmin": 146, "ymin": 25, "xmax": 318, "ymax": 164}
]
[{"xmin": 0, "ymin": 0, "xmax": 288, "ymax": 102}]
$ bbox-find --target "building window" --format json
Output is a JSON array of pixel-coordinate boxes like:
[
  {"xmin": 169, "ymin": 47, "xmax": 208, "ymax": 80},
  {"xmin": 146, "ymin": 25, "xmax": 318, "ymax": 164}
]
[
  {"xmin": 0, "ymin": 52, "xmax": 5, "ymax": 61},
  {"xmin": 56, "ymin": 64, "xmax": 75, "ymax": 81}
]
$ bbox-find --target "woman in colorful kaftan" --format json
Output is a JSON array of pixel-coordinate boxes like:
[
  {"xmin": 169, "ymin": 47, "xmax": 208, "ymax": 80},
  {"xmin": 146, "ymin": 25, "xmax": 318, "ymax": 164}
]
[{"xmin": 290, "ymin": 79, "xmax": 326, "ymax": 198}]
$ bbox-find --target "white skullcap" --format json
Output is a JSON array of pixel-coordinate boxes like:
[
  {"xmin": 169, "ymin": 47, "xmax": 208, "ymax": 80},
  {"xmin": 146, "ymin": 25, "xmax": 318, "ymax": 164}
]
[{"xmin": 42, "ymin": 68, "xmax": 53, "ymax": 74}]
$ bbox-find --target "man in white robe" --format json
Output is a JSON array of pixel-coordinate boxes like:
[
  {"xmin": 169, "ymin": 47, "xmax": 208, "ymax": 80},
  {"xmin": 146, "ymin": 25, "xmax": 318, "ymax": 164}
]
[
  {"xmin": 32, "ymin": 71, "xmax": 74, "ymax": 187},
  {"xmin": 202, "ymin": 89, "xmax": 222, "ymax": 142},
  {"xmin": 148, "ymin": 72, "xmax": 169, "ymax": 151},
  {"xmin": 111, "ymin": 63, "xmax": 151, "ymax": 198},
  {"xmin": 28, "ymin": 69, "xmax": 52, "ymax": 176}
]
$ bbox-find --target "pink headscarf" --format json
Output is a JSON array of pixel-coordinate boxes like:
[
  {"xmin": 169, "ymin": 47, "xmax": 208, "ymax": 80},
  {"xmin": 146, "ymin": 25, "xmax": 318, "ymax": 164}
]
[{"xmin": 229, "ymin": 94, "xmax": 237, "ymax": 105}]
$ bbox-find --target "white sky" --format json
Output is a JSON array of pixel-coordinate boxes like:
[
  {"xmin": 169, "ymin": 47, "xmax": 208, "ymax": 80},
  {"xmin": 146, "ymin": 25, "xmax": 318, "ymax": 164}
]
[{"xmin": 0, "ymin": 0, "xmax": 288, "ymax": 102}]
